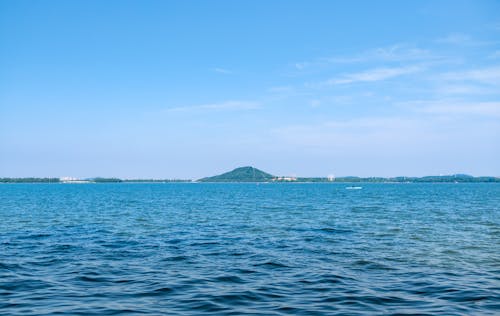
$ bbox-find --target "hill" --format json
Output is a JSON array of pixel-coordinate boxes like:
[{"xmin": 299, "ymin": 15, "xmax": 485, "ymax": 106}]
[{"xmin": 198, "ymin": 166, "xmax": 274, "ymax": 182}]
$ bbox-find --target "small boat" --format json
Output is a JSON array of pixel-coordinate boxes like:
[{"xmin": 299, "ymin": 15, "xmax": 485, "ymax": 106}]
[{"xmin": 345, "ymin": 186, "xmax": 362, "ymax": 190}]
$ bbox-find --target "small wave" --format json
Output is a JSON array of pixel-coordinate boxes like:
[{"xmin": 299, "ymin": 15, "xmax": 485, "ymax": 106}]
[
  {"xmin": 0, "ymin": 279, "xmax": 52, "ymax": 292},
  {"xmin": 254, "ymin": 261, "xmax": 289, "ymax": 269},
  {"xmin": 233, "ymin": 268, "xmax": 257, "ymax": 274},
  {"xmin": 139, "ymin": 286, "xmax": 175, "ymax": 297},
  {"xmin": 27, "ymin": 258, "xmax": 65, "ymax": 267},
  {"xmin": 212, "ymin": 292, "xmax": 261, "ymax": 305},
  {"xmin": 189, "ymin": 241, "xmax": 219, "ymax": 247},
  {"xmin": 76, "ymin": 275, "xmax": 110, "ymax": 283},
  {"xmin": 167, "ymin": 238, "xmax": 183, "ymax": 244},
  {"xmin": 15, "ymin": 233, "xmax": 52, "ymax": 240},
  {"xmin": 0, "ymin": 262, "xmax": 22, "ymax": 271},
  {"xmin": 162, "ymin": 255, "xmax": 189, "ymax": 262},
  {"xmin": 352, "ymin": 259, "xmax": 397, "ymax": 271},
  {"xmin": 318, "ymin": 227, "xmax": 353, "ymax": 234},
  {"xmin": 181, "ymin": 300, "xmax": 227, "ymax": 312},
  {"xmin": 212, "ymin": 275, "xmax": 245, "ymax": 284}
]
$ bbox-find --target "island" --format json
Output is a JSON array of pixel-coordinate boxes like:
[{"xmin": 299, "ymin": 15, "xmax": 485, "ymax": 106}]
[{"xmin": 198, "ymin": 166, "xmax": 275, "ymax": 182}]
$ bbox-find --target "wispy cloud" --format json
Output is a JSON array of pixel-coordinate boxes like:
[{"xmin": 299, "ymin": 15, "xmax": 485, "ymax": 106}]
[
  {"xmin": 294, "ymin": 44, "xmax": 435, "ymax": 70},
  {"xmin": 294, "ymin": 62, "xmax": 310, "ymax": 70},
  {"xmin": 166, "ymin": 100, "xmax": 260, "ymax": 112},
  {"xmin": 271, "ymin": 116, "xmax": 436, "ymax": 150},
  {"xmin": 436, "ymin": 33, "xmax": 497, "ymax": 47},
  {"xmin": 421, "ymin": 102, "xmax": 500, "ymax": 117},
  {"xmin": 402, "ymin": 100, "xmax": 500, "ymax": 118},
  {"xmin": 316, "ymin": 65, "xmax": 423, "ymax": 86},
  {"xmin": 331, "ymin": 45, "xmax": 432, "ymax": 63},
  {"xmin": 213, "ymin": 67, "xmax": 232, "ymax": 74},
  {"xmin": 434, "ymin": 84, "xmax": 489, "ymax": 95},
  {"xmin": 489, "ymin": 50, "xmax": 500, "ymax": 59},
  {"xmin": 429, "ymin": 66, "xmax": 500, "ymax": 97},
  {"xmin": 437, "ymin": 33, "xmax": 472, "ymax": 45},
  {"xmin": 268, "ymin": 86, "xmax": 294, "ymax": 93},
  {"xmin": 441, "ymin": 66, "xmax": 500, "ymax": 85}
]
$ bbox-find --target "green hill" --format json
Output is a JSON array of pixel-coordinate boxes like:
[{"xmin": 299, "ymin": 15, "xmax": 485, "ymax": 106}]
[{"xmin": 198, "ymin": 166, "xmax": 274, "ymax": 182}]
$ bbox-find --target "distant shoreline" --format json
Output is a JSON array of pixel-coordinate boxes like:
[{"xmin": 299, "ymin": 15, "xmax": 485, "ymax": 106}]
[
  {"xmin": 3, "ymin": 166, "xmax": 499, "ymax": 183},
  {"xmin": 1, "ymin": 176, "xmax": 499, "ymax": 184}
]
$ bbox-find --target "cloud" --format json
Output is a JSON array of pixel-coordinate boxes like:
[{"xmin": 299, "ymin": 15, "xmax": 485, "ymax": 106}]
[
  {"xmin": 268, "ymin": 86, "xmax": 294, "ymax": 93},
  {"xmin": 213, "ymin": 67, "xmax": 232, "ymax": 74},
  {"xmin": 421, "ymin": 102, "xmax": 500, "ymax": 117},
  {"xmin": 294, "ymin": 62, "xmax": 309, "ymax": 70},
  {"xmin": 270, "ymin": 109, "xmax": 500, "ymax": 156},
  {"xmin": 270, "ymin": 116, "xmax": 438, "ymax": 151},
  {"xmin": 166, "ymin": 100, "xmax": 260, "ymax": 112},
  {"xmin": 329, "ymin": 45, "xmax": 433, "ymax": 63},
  {"xmin": 430, "ymin": 66, "xmax": 500, "ymax": 97},
  {"xmin": 441, "ymin": 66, "xmax": 500, "ymax": 85},
  {"xmin": 317, "ymin": 65, "xmax": 423, "ymax": 86},
  {"xmin": 436, "ymin": 33, "xmax": 497, "ymax": 47},
  {"xmin": 402, "ymin": 100, "xmax": 500, "ymax": 118},
  {"xmin": 489, "ymin": 50, "xmax": 500, "ymax": 59},
  {"xmin": 435, "ymin": 84, "xmax": 489, "ymax": 95},
  {"xmin": 294, "ymin": 44, "xmax": 435, "ymax": 70},
  {"xmin": 437, "ymin": 33, "xmax": 472, "ymax": 45}
]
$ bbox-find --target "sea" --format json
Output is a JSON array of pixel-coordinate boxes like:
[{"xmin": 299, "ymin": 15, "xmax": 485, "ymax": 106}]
[{"xmin": 1, "ymin": 183, "xmax": 499, "ymax": 315}]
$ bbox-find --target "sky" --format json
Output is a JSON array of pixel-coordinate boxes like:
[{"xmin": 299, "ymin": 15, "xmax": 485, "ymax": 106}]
[{"xmin": 1, "ymin": 0, "xmax": 500, "ymax": 179}]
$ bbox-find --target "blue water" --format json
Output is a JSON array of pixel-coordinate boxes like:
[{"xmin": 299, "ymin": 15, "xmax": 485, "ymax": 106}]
[{"xmin": 1, "ymin": 183, "xmax": 499, "ymax": 315}]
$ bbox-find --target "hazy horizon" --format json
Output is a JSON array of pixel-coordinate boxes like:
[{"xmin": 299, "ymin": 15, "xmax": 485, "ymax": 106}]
[
  {"xmin": 1, "ymin": 165, "xmax": 498, "ymax": 181},
  {"xmin": 1, "ymin": 1, "xmax": 499, "ymax": 179}
]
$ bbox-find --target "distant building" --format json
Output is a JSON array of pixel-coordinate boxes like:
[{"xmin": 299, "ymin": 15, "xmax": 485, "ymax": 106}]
[
  {"xmin": 59, "ymin": 177, "xmax": 90, "ymax": 183},
  {"xmin": 273, "ymin": 176, "xmax": 297, "ymax": 181}
]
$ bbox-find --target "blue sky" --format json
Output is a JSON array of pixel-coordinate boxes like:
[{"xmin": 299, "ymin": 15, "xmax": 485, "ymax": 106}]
[{"xmin": 1, "ymin": 0, "xmax": 499, "ymax": 178}]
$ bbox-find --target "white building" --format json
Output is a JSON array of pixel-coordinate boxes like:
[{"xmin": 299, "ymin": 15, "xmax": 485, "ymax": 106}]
[{"xmin": 59, "ymin": 177, "xmax": 90, "ymax": 183}]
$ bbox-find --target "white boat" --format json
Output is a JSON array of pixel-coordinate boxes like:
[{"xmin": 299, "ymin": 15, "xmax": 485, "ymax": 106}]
[{"xmin": 345, "ymin": 186, "xmax": 362, "ymax": 190}]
